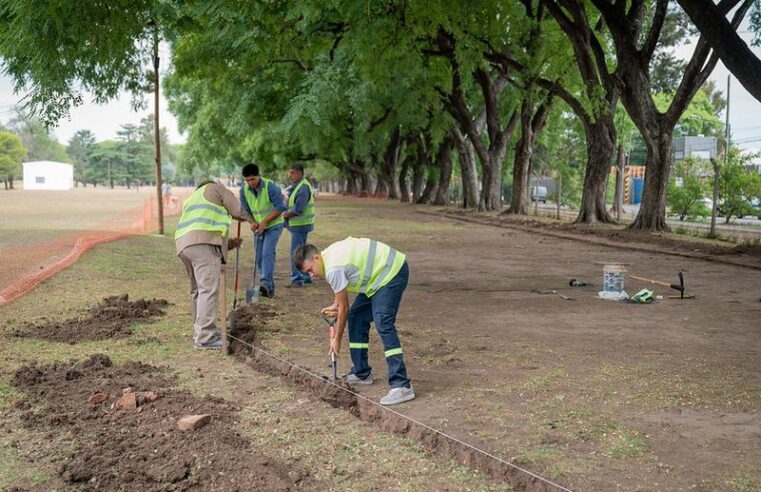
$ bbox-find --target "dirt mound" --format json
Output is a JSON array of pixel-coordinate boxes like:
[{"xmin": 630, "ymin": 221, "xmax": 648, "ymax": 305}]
[
  {"xmin": 12, "ymin": 294, "xmax": 169, "ymax": 343},
  {"xmin": 11, "ymin": 354, "xmax": 306, "ymax": 491},
  {"xmin": 228, "ymin": 303, "xmax": 281, "ymax": 348}
]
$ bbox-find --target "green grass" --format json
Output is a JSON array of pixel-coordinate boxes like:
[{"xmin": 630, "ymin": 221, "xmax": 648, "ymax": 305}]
[{"xmin": 0, "ymin": 209, "xmax": 515, "ymax": 491}]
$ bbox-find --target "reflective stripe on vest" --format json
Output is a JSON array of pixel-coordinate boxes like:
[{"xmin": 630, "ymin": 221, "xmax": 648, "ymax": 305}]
[
  {"xmin": 243, "ymin": 177, "xmax": 284, "ymax": 229},
  {"xmin": 174, "ymin": 185, "xmax": 231, "ymax": 240},
  {"xmin": 287, "ymin": 179, "xmax": 315, "ymax": 227},
  {"xmin": 322, "ymin": 237, "xmax": 406, "ymax": 297}
]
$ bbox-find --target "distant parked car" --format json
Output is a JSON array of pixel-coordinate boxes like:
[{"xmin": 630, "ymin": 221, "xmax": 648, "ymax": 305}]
[{"xmin": 531, "ymin": 186, "xmax": 548, "ymax": 203}]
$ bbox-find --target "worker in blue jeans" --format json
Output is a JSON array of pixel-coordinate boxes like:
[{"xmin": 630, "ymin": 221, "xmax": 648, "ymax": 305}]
[
  {"xmin": 294, "ymin": 237, "xmax": 414, "ymax": 406},
  {"xmin": 239, "ymin": 163, "xmax": 286, "ymax": 297},
  {"xmin": 282, "ymin": 164, "xmax": 315, "ymax": 287}
]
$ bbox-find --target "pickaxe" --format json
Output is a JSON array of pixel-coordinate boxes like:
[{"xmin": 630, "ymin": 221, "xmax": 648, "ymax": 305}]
[{"xmin": 629, "ymin": 272, "xmax": 693, "ymax": 299}]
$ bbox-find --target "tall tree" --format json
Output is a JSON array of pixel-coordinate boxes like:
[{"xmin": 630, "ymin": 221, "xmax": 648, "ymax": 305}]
[
  {"xmin": 592, "ymin": 0, "xmax": 753, "ymax": 230},
  {"xmin": 5, "ymin": 110, "xmax": 69, "ymax": 162},
  {"xmin": 67, "ymin": 130, "xmax": 96, "ymax": 186},
  {"xmin": 0, "ymin": 131, "xmax": 27, "ymax": 189}
]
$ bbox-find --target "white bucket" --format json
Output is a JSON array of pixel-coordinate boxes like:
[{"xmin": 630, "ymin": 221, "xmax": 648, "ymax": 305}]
[{"xmin": 603, "ymin": 264, "xmax": 627, "ymax": 292}]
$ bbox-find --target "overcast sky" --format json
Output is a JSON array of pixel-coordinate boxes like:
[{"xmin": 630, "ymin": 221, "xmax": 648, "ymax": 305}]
[{"xmin": 0, "ymin": 22, "xmax": 759, "ymax": 152}]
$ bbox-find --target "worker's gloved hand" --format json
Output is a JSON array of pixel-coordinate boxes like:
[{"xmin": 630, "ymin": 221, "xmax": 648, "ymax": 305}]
[
  {"xmin": 227, "ymin": 237, "xmax": 243, "ymax": 250},
  {"xmin": 255, "ymin": 222, "xmax": 267, "ymax": 235},
  {"xmin": 329, "ymin": 337, "xmax": 341, "ymax": 357},
  {"xmin": 249, "ymin": 222, "xmax": 259, "ymax": 232}
]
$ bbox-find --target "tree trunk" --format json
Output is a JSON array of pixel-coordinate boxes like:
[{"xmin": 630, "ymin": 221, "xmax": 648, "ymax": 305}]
[
  {"xmin": 3, "ymin": 178, "xmax": 7, "ymax": 190},
  {"xmin": 380, "ymin": 127, "xmax": 402, "ymax": 200},
  {"xmin": 611, "ymin": 145, "xmax": 626, "ymax": 221},
  {"xmin": 506, "ymin": 102, "xmax": 534, "ymax": 215},
  {"xmin": 411, "ymin": 142, "xmax": 426, "ymax": 203},
  {"xmin": 345, "ymin": 171, "xmax": 357, "ymax": 195},
  {"xmin": 452, "ymin": 129, "xmax": 479, "ymax": 208},
  {"xmin": 8, "ymin": 176, "xmax": 14, "ymax": 189},
  {"xmin": 417, "ymin": 168, "xmax": 439, "ymax": 204},
  {"xmin": 357, "ymin": 169, "xmax": 370, "ymax": 197},
  {"xmin": 433, "ymin": 136, "xmax": 454, "ymax": 206},
  {"xmin": 373, "ymin": 178, "xmax": 388, "ymax": 197},
  {"xmin": 505, "ymin": 94, "xmax": 554, "ymax": 215},
  {"xmin": 630, "ymin": 130, "xmax": 673, "ymax": 231},
  {"xmin": 399, "ymin": 153, "xmax": 412, "ymax": 203},
  {"xmin": 575, "ymin": 120, "xmax": 616, "ymax": 224}
]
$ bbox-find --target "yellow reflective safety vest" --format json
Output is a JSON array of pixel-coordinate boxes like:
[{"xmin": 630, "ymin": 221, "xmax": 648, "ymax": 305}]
[
  {"xmin": 322, "ymin": 237, "xmax": 406, "ymax": 297},
  {"xmin": 287, "ymin": 179, "xmax": 315, "ymax": 227},
  {"xmin": 174, "ymin": 184, "xmax": 231, "ymax": 240},
  {"xmin": 243, "ymin": 177, "xmax": 284, "ymax": 229}
]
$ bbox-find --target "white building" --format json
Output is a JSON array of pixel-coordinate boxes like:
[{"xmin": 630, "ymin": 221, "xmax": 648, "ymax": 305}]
[{"xmin": 22, "ymin": 161, "xmax": 74, "ymax": 190}]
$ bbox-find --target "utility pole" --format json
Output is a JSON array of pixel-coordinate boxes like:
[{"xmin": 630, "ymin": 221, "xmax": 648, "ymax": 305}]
[{"xmin": 152, "ymin": 21, "xmax": 165, "ymax": 235}]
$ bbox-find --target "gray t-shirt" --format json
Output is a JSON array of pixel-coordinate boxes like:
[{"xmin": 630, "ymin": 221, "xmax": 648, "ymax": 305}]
[{"xmin": 325, "ymin": 264, "xmax": 360, "ymax": 293}]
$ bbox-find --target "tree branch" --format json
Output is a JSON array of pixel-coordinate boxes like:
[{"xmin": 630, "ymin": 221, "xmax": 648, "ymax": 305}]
[
  {"xmin": 640, "ymin": 0, "xmax": 668, "ymax": 62},
  {"xmin": 667, "ymin": 0, "xmax": 751, "ymax": 122},
  {"xmin": 678, "ymin": 0, "xmax": 761, "ymax": 102}
]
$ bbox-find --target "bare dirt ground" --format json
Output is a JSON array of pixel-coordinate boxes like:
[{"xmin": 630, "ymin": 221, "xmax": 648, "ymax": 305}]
[
  {"xmin": 261, "ymin": 195, "xmax": 761, "ymax": 491},
  {"xmin": 1, "ymin": 194, "xmax": 758, "ymax": 491},
  {"xmin": 10, "ymin": 353, "xmax": 303, "ymax": 491}
]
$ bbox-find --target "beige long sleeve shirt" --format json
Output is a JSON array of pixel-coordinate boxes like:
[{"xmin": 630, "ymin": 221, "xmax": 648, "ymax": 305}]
[{"xmin": 175, "ymin": 183, "xmax": 253, "ymax": 261}]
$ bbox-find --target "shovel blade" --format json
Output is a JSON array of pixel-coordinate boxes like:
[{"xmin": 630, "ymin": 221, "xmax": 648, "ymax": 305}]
[{"xmin": 245, "ymin": 286, "xmax": 259, "ymax": 304}]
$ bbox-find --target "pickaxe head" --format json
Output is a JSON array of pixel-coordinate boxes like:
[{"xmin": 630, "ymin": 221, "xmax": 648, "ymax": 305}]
[{"xmin": 669, "ymin": 271, "xmax": 685, "ymax": 299}]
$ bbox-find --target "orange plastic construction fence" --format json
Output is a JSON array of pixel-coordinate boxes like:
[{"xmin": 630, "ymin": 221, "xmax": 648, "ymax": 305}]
[{"xmin": 0, "ymin": 192, "xmax": 188, "ymax": 306}]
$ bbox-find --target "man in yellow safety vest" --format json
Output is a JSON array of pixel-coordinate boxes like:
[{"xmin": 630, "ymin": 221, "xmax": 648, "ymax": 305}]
[
  {"xmin": 282, "ymin": 163, "xmax": 315, "ymax": 288},
  {"xmin": 240, "ymin": 163, "xmax": 287, "ymax": 297},
  {"xmin": 294, "ymin": 237, "xmax": 415, "ymax": 406},
  {"xmin": 175, "ymin": 180, "xmax": 253, "ymax": 350}
]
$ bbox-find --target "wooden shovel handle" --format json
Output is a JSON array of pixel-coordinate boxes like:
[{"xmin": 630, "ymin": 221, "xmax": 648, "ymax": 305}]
[{"xmin": 629, "ymin": 275, "xmax": 672, "ymax": 288}]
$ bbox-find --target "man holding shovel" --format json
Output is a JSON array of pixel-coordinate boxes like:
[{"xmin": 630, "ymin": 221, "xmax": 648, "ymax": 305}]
[
  {"xmin": 239, "ymin": 163, "xmax": 287, "ymax": 298},
  {"xmin": 175, "ymin": 180, "xmax": 253, "ymax": 350},
  {"xmin": 294, "ymin": 237, "xmax": 415, "ymax": 406}
]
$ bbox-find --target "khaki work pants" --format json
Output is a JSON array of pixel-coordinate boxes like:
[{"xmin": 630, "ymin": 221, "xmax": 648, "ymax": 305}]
[{"xmin": 179, "ymin": 244, "xmax": 223, "ymax": 345}]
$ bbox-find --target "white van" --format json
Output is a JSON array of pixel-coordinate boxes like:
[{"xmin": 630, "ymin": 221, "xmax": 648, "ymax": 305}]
[{"xmin": 531, "ymin": 186, "xmax": 548, "ymax": 203}]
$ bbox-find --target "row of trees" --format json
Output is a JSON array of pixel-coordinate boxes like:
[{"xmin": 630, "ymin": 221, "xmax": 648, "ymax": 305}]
[
  {"xmin": 66, "ymin": 116, "xmax": 179, "ymax": 189},
  {"xmin": 1, "ymin": 1, "xmax": 760, "ymax": 231},
  {"xmin": 0, "ymin": 110, "xmax": 183, "ymax": 190}
]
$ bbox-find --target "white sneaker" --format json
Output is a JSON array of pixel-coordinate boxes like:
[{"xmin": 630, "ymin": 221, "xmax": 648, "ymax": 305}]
[
  {"xmin": 344, "ymin": 373, "xmax": 373, "ymax": 385},
  {"xmin": 380, "ymin": 386, "xmax": 415, "ymax": 405}
]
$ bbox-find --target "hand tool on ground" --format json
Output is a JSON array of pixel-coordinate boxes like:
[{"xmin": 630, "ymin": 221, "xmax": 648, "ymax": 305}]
[
  {"xmin": 245, "ymin": 231, "xmax": 260, "ymax": 303},
  {"xmin": 629, "ymin": 272, "xmax": 688, "ymax": 299},
  {"xmin": 531, "ymin": 289, "xmax": 575, "ymax": 301},
  {"xmin": 230, "ymin": 222, "xmax": 242, "ymax": 339},
  {"xmin": 321, "ymin": 311, "xmax": 338, "ymax": 381}
]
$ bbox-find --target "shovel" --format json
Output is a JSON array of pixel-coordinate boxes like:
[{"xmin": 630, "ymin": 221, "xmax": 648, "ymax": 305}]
[
  {"xmin": 246, "ymin": 231, "xmax": 260, "ymax": 303},
  {"xmin": 230, "ymin": 221, "xmax": 242, "ymax": 336},
  {"xmin": 321, "ymin": 313, "xmax": 338, "ymax": 381}
]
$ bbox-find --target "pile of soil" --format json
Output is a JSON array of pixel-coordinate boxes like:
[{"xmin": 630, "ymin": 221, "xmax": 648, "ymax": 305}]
[
  {"xmin": 12, "ymin": 294, "xmax": 169, "ymax": 343},
  {"xmin": 11, "ymin": 354, "xmax": 305, "ymax": 491}
]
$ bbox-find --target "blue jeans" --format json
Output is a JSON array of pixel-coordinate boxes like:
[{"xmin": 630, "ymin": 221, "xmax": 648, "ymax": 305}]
[
  {"xmin": 289, "ymin": 229, "xmax": 313, "ymax": 285},
  {"xmin": 254, "ymin": 223, "xmax": 283, "ymax": 296},
  {"xmin": 347, "ymin": 262, "xmax": 410, "ymax": 388}
]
